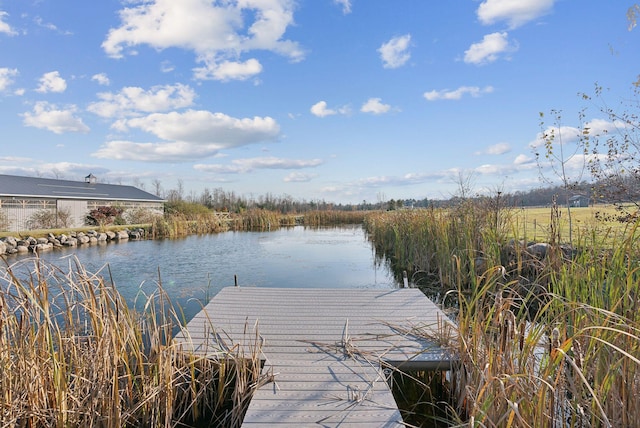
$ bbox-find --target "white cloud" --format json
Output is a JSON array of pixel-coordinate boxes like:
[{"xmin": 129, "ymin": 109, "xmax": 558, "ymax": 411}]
[
  {"xmin": 360, "ymin": 98, "xmax": 391, "ymax": 115},
  {"xmin": 0, "ymin": 67, "xmax": 18, "ymax": 92},
  {"xmin": 310, "ymin": 101, "xmax": 350, "ymax": 117},
  {"xmin": 22, "ymin": 101, "xmax": 90, "ymax": 134},
  {"xmin": 334, "ymin": 0, "xmax": 352, "ymax": 14},
  {"xmin": 195, "ymin": 157, "xmax": 323, "ymax": 174},
  {"xmin": 193, "ymin": 58, "xmax": 263, "ymax": 82},
  {"xmin": 378, "ymin": 34, "xmax": 411, "ymax": 69},
  {"xmin": 34, "ymin": 16, "xmax": 72, "ymax": 35},
  {"xmin": 0, "ymin": 11, "xmax": 17, "ymax": 35},
  {"xmin": 102, "ymin": 0, "xmax": 304, "ymax": 81},
  {"xmin": 311, "ymin": 101, "xmax": 335, "ymax": 117},
  {"xmin": 88, "ymin": 83, "xmax": 196, "ymax": 118},
  {"xmin": 36, "ymin": 71, "xmax": 67, "ymax": 93},
  {"xmin": 160, "ymin": 60, "xmax": 175, "ymax": 73},
  {"xmin": 464, "ymin": 32, "xmax": 516, "ymax": 65},
  {"xmin": 424, "ymin": 85, "xmax": 494, "ymax": 101},
  {"xmin": 514, "ymin": 154, "xmax": 534, "ymax": 165},
  {"xmin": 284, "ymin": 172, "xmax": 317, "ymax": 182},
  {"xmin": 91, "ymin": 73, "xmax": 110, "ymax": 86},
  {"xmin": 486, "ymin": 142, "xmax": 511, "ymax": 155},
  {"xmin": 529, "ymin": 125, "xmax": 581, "ymax": 149},
  {"xmin": 93, "ymin": 110, "xmax": 280, "ymax": 162},
  {"xmin": 478, "ymin": 0, "xmax": 555, "ymax": 29},
  {"xmin": 93, "ymin": 140, "xmax": 218, "ymax": 162},
  {"xmin": 583, "ymin": 118, "xmax": 627, "ymax": 136},
  {"xmin": 124, "ymin": 110, "xmax": 279, "ymax": 144}
]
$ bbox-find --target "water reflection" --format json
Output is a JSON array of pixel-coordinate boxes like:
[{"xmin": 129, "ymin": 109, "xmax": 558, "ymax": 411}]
[{"xmin": 4, "ymin": 225, "xmax": 397, "ymax": 321}]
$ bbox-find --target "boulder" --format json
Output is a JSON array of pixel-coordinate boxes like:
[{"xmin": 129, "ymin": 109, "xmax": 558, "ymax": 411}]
[
  {"xmin": 526, "ymin": 243, "xmax": 549, "ymax": 259},
  {"xmin": 34, "ymin": 243, "xmax": 54, "ymax": 252},
  {"xmin": 115, "ymin": 230, "xmax": 129, "ymax": 240},
  {"xmin": 63, "ymin": 238, "xmax": 78, "ymax": 247},
  {"xmin": 128, "ymin": 229, "xmax": 144, "ymax": 240},
  {"xmin": 3, "ymin": 236, "xmax": 17, "ymax": 247}
]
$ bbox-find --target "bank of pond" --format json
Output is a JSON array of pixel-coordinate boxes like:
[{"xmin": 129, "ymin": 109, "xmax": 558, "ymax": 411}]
[{"xmin": 1, "ymin": 206, "xmax": 639, "ymax": 427}]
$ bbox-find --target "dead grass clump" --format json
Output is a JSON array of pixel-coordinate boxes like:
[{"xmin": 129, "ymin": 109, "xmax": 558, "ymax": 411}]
[{"xmin": 0, "ymin": 256, "xmax": 262, "ymax": 427}]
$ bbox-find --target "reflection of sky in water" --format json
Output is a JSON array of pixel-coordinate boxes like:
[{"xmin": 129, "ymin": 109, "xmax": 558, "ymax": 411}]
[{"xmin": 4, "ymin": 226, "xmax": 396, "ymax": 321}]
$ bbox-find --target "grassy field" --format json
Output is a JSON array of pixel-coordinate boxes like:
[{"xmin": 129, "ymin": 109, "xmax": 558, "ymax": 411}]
[{"xmin": 509, "ymin": 204, "xmax": 631, "ymax": 243}]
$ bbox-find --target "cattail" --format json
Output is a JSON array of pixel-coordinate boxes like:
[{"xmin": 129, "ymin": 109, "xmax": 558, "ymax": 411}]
[
  {"xmin": 572, "ymin": 338, "xmax": 584, "ymax": 370},
  {"xmin": 550, "ymin": 327, "xmax": 561, "ymax": 354}
]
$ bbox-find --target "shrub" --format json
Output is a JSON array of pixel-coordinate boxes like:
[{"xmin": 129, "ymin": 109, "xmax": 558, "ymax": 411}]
[
  {"xmin": 26, "ymin": 207, "xmax": 72, "ymax": 229},
  {"xmin": 123, "ymin": 207, "xmax": 162, "ymax": 225},
  {"xmin": 164, "ymin": 200, "xmax": 213, "ymax": 219},
  {"xmin": 0, "ymin": 210, "xmax": 9, "ymax": 231},
  {"xmin": 86, "ymin": 205, "xmax": 124, "ymax": 227}
]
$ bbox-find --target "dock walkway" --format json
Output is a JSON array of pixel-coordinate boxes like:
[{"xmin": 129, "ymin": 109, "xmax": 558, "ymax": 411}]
[{"xmin": 175, "ymin": 287, "xmax": 455, "ymax": 427}]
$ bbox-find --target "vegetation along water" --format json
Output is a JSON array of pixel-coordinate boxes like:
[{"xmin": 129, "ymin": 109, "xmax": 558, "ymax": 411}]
[{"xmin": 2, "ymin": 203, "xmax": 640, "ymax": 426}]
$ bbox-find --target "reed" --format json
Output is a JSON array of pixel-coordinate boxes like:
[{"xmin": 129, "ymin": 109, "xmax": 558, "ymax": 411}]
[
  {"xmin": 302, "ymin": 210, "xmax": 368, "ymax": 226},
  {"xmin": 151, "ymin": 212, "xmax": 228, "ymax": 238},
  {"xmin": 364, "ymin": 204, "xmax": 640, "ymax": 426},
  {"xmin": 0, "ymin": 256, "xmax": 263, "ymax": 427}
]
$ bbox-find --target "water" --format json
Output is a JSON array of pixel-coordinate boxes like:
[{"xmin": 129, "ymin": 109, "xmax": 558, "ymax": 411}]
[{"xmin": 4, "ymin": 225, "xmax": 397, "ymax": 321}]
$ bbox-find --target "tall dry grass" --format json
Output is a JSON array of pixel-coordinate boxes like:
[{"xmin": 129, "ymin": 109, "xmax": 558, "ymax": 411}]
[
  {"xmin": 151, "ymin": 213, "xmax": 228, "ymax": 238},
  {"xmin": 302, "ymin": 210, "xmax": 368, "ymax": 226},
  {"xmin": 364, "ymin": 205, "xmax": 640, "ymax": 426},
  {"xmin": 0, "ymin": 256, "xmax": 264, "ymax": 427}
]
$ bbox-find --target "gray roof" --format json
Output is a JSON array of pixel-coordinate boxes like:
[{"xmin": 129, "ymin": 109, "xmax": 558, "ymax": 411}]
[{"xmin": 0, "ymin": 174, "xmax": 165, "ymax": 202}]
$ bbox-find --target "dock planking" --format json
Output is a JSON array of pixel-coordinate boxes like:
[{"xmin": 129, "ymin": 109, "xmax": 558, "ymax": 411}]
[{"xmin": 175, "ymin": 287, "xmax": 456, "ymax": 427}]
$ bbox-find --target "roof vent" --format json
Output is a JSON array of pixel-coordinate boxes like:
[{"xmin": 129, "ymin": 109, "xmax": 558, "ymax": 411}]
[{"xmin": 85, "ymin": 173, "xmax": 97, "ymax": 184}]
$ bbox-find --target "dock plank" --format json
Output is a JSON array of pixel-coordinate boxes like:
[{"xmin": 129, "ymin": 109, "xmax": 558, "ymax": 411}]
[{"xmin": 175, "ymin": 287, "xmax": 455, "ymax": 427}]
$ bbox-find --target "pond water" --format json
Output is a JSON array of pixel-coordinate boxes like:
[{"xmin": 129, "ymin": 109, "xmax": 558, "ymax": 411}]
[{"xmin": 4, "ymin": 225, "xmax": 397, "ymax": 321}]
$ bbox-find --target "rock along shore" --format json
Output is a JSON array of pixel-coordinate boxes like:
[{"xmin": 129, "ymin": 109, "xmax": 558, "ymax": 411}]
[{"xmin": 0, "ymin": 228, "xmax": 147, "ymax": 256}]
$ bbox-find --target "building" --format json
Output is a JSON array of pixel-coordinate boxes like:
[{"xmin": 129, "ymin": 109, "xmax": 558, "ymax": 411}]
[
  {"xmin": 0, "ymin": 174, "xmax": 165, "ymax": 232},
  {"xmin": 568, "ymin": 194, "xmax": 590, "ymax": 207}
]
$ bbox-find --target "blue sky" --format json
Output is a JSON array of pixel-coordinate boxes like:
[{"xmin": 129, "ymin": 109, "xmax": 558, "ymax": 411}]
[{"xmin": 0, "ymin": 1, "xmax": 638, "ymax": 204}]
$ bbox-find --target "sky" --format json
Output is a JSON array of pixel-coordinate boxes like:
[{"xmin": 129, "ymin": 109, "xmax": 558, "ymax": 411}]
[{"xmin": 0, "ymin": 1, "xmax": 639, "ymax": 204}]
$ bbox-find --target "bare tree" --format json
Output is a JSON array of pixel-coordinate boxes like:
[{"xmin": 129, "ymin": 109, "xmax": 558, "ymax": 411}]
[
  {"xmin": 152, "ymin": 179, "xmax": 163, "ymax": 197},
  {"xmin": 579, "ymin": 84, "xmax": 640, "ymax": 214}
]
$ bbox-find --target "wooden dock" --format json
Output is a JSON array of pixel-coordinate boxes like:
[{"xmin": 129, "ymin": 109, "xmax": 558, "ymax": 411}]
[{"xmin": 175, "ymin": 287, "xmax": 456, "ymax": 427}]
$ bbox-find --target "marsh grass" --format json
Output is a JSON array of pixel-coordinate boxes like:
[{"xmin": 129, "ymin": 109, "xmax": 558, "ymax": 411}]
[
  {"xmin": 0, "ymin": 256, "xmax": 263, "ymax": 427},
  {"xmin": 302, "ymin": 210, "xmax": 368, "ymax": 226},
  {"xmin": 364, "ymin": 206, "xmax": 640, "ymax": 426},
  {"xmin": 229, "ymin": 208, "xmax": 294, "ymax": 231},
  {"xmin": 151, "ymin": 213, "xmax": 227, "ymax": 238}
]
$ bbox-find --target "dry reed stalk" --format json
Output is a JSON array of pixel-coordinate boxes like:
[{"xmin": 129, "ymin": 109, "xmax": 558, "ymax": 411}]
[{"xmin": 0, "ymin": 256, "xmax": 266, "ymax": 427}]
